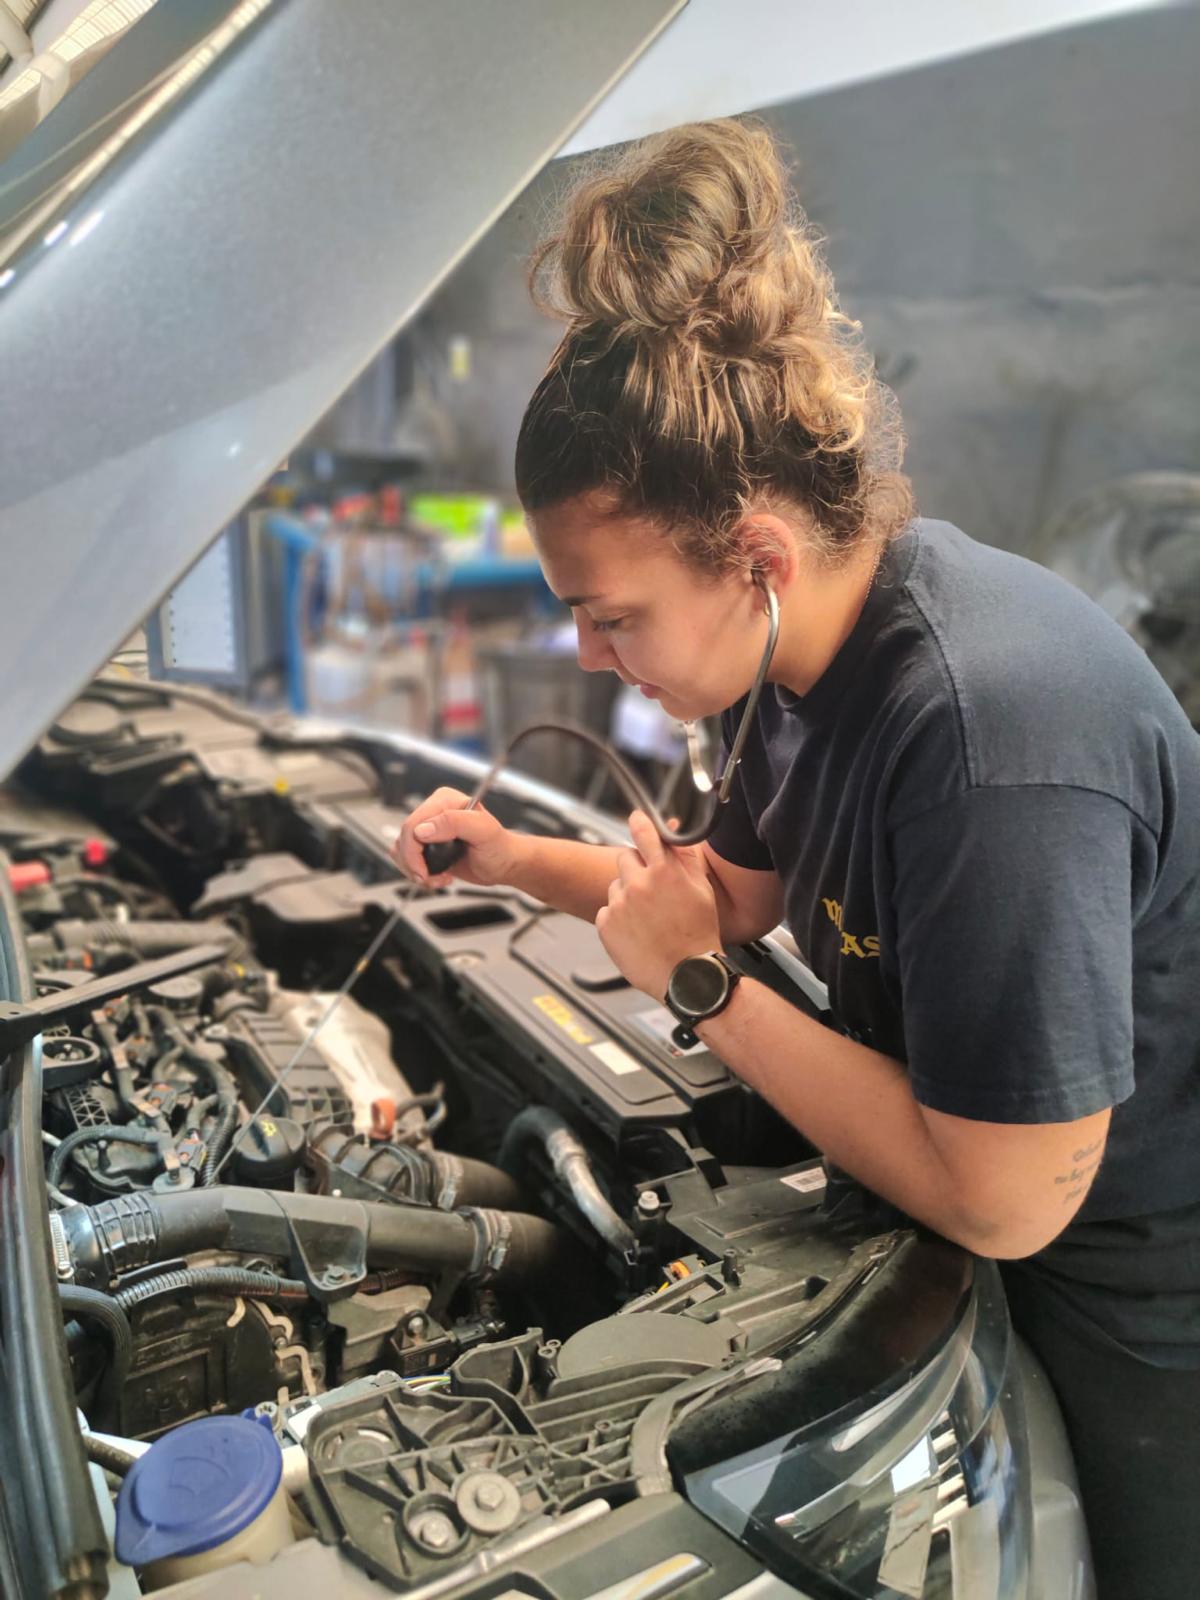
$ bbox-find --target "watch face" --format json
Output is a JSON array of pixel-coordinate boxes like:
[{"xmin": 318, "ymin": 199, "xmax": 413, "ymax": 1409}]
[{"xmin": 669, "ymin": 955, "xmax": 727, "ymax": 1017}]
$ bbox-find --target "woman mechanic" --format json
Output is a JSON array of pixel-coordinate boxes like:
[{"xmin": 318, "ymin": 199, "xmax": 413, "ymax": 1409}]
[{"xmin": 396, "ymin": 120, "xmax": 1200, "ymax": 1597}]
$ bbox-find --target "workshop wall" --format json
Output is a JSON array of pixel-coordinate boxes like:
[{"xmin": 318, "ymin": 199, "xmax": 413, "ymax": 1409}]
[{"xmin": 390, "ymin": 4, "xmax": 1200, "ymax": 558}]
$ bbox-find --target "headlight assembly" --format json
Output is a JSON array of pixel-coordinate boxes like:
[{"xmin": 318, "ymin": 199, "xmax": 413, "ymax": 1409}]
[{"xmin": 679, "ymin": 1261, "xmax": 1032, "ymax": 1600}]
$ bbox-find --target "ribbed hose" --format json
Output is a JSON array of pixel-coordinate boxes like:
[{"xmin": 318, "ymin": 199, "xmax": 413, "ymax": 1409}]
[
  {"xmin": 310, "ymin": 1124, "xmax": 524, "ymax": 1211},
  {"xmin": 113, "ymin": 1266, "xmax": 308, "ymax": 1313},
  {"xmin": 62, "ymin": 1186, "xmax": 565, "ymax": 1290},
  {"xmin": 499, "ymin": 1106, "xmax": 636, "ymax": 1257},
  {"xmin": 58, "ymin": 1285, "xmax": 132, "ymax": 1434},
  {"xmin": 82, "ymin": 1435, "xmax": 138, "ymax": 1477},
  {"xmin": 202, "ymin": 1097, "xmax": 239, "ymax": 1187},
  {"xmin": 53, "ymin": 919, "xmax": 242, "ymax": 960},
  {"xmin": 47, "ymin": 1124, "xmax": 165, "ymax": 1189}
]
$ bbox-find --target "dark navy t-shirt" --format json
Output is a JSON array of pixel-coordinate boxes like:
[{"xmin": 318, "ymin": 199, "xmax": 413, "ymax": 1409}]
[{"xmin": 710, "ymin": 519, "xmax": 1200, "ymax": 1361}]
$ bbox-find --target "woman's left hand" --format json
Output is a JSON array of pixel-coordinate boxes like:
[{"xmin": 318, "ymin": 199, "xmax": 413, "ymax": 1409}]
[{"xmin": 595, "ymin": 810, "xmax": 724, "ymax": 998}]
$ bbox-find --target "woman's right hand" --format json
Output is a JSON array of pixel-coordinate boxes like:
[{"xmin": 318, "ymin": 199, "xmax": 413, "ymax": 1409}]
[{"xmin": 393, "ymin": 787, "xmax": 523, "ymax": 889}]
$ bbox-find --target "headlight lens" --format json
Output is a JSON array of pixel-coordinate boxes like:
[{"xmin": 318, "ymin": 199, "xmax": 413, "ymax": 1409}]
[{"xmin": 681, "ymin": 1263, "xmax": 1031, "ymax": 1599}]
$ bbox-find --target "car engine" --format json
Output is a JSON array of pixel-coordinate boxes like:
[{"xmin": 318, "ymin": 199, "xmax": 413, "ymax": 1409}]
[{"xmin": 0, "ymin": 679, "xmax": 1035, "ymax": 1600}]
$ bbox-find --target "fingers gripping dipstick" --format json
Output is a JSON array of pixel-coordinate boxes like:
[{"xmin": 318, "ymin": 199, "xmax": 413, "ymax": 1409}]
[
  {"xmin": 422, "ymin": 837, "xmax": 469, "ymax": 876},
  {"xmin": 420, "ymin": 772, "xmax": 490, "ymax": 876}
]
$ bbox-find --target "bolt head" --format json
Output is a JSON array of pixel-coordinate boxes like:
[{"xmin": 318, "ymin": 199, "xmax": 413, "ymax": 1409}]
[
  {"xmin": 413, "ymin": 1511, "xmax": 455, "ymax": 1549},
  {"xmin": 474, "ymin": 1480, "xmax": 504, "ymax": 1510}
]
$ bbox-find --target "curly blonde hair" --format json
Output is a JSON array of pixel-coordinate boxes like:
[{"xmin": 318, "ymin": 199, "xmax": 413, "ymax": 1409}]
[{"xmin": 515, "ymin": 118, "xmax": 912, "ymax": 572}]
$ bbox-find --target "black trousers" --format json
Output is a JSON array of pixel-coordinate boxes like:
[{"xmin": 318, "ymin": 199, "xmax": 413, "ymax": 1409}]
[{"xmin": 1002, "ymin": 1269, "xmax": 1200, "ymax": 1600}]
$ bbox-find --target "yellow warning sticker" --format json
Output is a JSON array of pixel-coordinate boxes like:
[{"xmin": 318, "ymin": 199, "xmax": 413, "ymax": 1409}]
[{"xmin": 531, "ymin": 993, "xmax": 595, "ymax": 1047}]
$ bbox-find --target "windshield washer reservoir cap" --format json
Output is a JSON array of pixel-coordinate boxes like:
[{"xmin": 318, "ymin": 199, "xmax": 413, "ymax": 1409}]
[{"xmin": 115, "ymin": 1414, "xmax": 282, "ymax": 1567}]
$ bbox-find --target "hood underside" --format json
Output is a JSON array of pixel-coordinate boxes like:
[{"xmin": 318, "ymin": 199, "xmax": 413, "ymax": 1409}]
[{"xmin": 0, "ymin": 0, "xmax": 684, "ymax": 779}]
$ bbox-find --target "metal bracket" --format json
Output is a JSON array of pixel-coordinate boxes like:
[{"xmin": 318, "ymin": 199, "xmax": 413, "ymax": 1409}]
[
  {"xmin": 282, "ymin": 1200, "xmax": 369, "ymax": 1303},
  {"xmin": 0, "ymin": 943, "xmax": 229, "ymax": 1059}
]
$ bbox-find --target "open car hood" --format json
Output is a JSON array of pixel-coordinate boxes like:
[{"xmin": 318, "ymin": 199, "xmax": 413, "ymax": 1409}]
[{"xmin": 0, "ymin": 0, "xmax": 684, "ymax": 778}]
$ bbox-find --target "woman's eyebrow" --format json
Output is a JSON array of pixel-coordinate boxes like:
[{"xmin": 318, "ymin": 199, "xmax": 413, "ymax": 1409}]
[{"xmin": 560, "ymin": 592, "xmax": 604, "ymax": 607}]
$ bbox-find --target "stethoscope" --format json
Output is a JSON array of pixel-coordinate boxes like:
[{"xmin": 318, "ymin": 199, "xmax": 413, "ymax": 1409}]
[{"xmin": 422, "ymin": 578, "xmax": 781, "ymax": 875}]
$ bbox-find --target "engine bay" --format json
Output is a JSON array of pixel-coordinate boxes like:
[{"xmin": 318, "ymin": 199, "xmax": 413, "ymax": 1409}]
[{"xmin": 0, "ymin": 679, "xmax": 986, "ymax": 1598}]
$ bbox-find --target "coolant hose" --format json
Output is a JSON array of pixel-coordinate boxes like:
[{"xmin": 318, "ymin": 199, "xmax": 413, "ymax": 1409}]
[
  {"xmin": 439, "ymin": 1154, "xmax": 527, "ymax": 1211},
  {"xmin": 498, "ymin": 1106, "xmax": 636, "ymax": 1257},
  {"xmin": 47, "ymin": 1124, "xmax": 167, "ymax": 1188},
  {"xmin": 60, "ymin": 1186, "xmax": 564, "ymax": 1291},
  {"xmin": 52, "ymin": 919, "xmax": 243, "ymax": 960},
  {"xmin": 308, "ymin": 1124, "xmax": 525, "ymax": 1211},
  {"xmin": 58, "ymin": 1284, "xmax": 132, "ymax": 1432},
  {"xmin": 82, "ymin": 1435, "xmax": 138, "ymax": 1477}
]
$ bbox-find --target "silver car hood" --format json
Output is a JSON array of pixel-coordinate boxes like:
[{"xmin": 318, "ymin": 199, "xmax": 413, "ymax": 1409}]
[{"xmin": 0, "ymin": 0, "xmax": 683, "ymax": 777}]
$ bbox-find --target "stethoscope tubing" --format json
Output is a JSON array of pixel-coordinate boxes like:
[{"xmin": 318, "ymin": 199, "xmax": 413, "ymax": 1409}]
[{"xmin": 422, "ymin": 582, "xmax": 780, "ymax": 870}]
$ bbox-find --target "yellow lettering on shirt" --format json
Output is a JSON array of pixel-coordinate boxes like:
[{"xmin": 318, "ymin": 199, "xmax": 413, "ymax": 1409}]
[
  {"xmin": 822, "ymin": 898, "xmax": 880, "ymax": 959},
  {"xmin": 821, "ymin": 897, "xmax": 844, "ymax": 930}
]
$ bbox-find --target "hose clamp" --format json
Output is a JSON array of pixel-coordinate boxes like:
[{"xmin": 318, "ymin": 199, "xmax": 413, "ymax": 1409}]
[
  {"xmin": 48, "ymin": 1210, "xmax": 74, "ymax": 1282},
  {"xmin": 434, "ymin": 1152, "xmax": 462, "ymax": 1212},
  {"xmin": 461, "ymin": 1207, "xmax": 512, "ymax": 1282}
]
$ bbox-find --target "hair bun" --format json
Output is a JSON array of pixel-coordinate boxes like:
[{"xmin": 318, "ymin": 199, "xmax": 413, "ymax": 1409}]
[
  {"xmin": 534, "ymin": 118, "xmax": 826, "ymax": 363},
  {"xmin": 519, "ymin": 116, "xmax": 911, "ymax": 546}
]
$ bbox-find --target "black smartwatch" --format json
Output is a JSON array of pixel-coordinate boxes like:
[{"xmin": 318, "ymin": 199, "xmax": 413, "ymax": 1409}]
[{"xmin": 664, "ymin": 952, "xmax": 741, "ymax": 1049}]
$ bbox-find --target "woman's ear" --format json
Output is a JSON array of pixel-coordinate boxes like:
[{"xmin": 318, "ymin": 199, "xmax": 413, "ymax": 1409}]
[{"xmin": 738, "ymin": 512, "xmax": 800, "ymax": 594}]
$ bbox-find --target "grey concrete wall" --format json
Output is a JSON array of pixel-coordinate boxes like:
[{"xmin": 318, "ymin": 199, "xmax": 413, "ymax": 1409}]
[{"xmin": 387, "ymin": 4, "xmax": 1200, "ymax": 557}]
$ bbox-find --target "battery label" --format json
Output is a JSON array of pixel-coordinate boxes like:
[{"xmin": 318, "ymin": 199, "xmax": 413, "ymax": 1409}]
[{"xmin": 590, "ymin": 1040, "xmax": 641, "ymax": 1077}]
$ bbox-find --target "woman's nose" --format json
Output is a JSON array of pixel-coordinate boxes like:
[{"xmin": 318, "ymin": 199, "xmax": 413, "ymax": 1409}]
[{"xmin": 575, "ymin": 614, "xmax": 617, "ymax": 674}]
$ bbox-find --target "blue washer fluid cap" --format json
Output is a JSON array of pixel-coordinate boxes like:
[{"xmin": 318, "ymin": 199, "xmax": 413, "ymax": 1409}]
[{"xmin": 115, "ymin": 1414, "xmax": 282, "ymax": 1568}]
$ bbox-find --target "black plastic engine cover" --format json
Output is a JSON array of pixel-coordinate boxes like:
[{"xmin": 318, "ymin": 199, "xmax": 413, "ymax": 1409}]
[
  {"xmin": 221, "ymin": 1009, "xmax": 353, "ymax": 1129},
  {"xmin": 390, "ymin": 889, "xmax": 746, "ymax": 1144}
]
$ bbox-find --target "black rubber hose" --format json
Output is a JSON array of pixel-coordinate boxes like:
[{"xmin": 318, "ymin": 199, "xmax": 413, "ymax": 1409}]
[
  {"xmin": 202, "ymin": 1096, "xmax": 239, "ymax": 1186},
  {"xmin": 1, "ymin": 797, "xmax": 119, "ymax": 1595},
  {"xmin": 82, "ymin": 1435, "xmax": 138, "ymax": 1478},
  {"xmin": 58, "ymin": 1284, "xmax": 133, "ymax": 1434},
  {"xmin": 113, "ymin": 1266, "xmax": 308, "ymax": 1313},
  {"xmin": 145, "ymin": 1006, "xmax": 237, "ymax": 1095},
  {"xmin": 499, "ymin": 1106, "xmax": 637, "ymax": 1257},
  {"xmin": 52, "ymin": 919, "xmax": 241, "ymax": 960},
  {"xmin": 433, "ymin": 1152, "xmax": 526, "ymax": 1212},
  {"xmin": 63, "ymin": 1186, "xmax": 564, "ymax": 1289},
  {"xmin": 93, "ymin": 1015, "xmax": 139, "ymax": 1115},
  {"xmin": 366, "ymin": 1201, "xmax": 563, "ymax": 1284},
  {"xmin": 47, "ymin": 1124, "xmax": 166, "ymax": 1189},
  {"xmin": 310, "ymin": 1125, "xmax": 524, "ymax": 1211}
]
